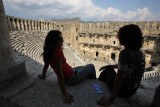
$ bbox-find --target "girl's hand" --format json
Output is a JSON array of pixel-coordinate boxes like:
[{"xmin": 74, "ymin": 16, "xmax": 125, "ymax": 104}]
[
  {"xmin": 62, "ymin": 93, "xmax": 74, "ymax": 104},
  {"xmin": 99, "ymin": 65, "xmax": 112, "ymax": 71},
  {"xmin": 38, "ymin": 74, "xmax": 46, "ymax": 79},
  {"xmin": 97, "ymin": 95, "xmax": 113, "ymax": 106},
  {"xmin": 99, "ymin": 66, "xmax": 107, "ymax": 71}
]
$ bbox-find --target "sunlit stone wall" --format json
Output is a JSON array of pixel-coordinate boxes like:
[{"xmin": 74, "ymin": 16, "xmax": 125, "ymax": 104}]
[{"xmin": 5, "ymin": 15, "xmax": 160, "ymax": 66}]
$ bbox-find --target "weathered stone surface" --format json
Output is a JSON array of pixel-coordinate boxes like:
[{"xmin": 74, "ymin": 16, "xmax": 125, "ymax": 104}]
[
  {"xmin": 0, "ymin": 0, "xmax": 15, "ymax": 69},
  {"xmin": 0, "ymin": 0, "xmax": 26, "ymax": 83},
  {"xmin": 0, "ymin": 61, "xmax": 26, "ymax": 83},
  {"xmin": 152, "ymin": 84, "xmax": 160, "ymax": 107}
]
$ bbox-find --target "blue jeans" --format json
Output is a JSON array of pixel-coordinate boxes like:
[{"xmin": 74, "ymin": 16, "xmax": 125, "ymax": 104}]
[{"xmin": 65, "ymin": 64, "xmax": 96, "ymax": 86}]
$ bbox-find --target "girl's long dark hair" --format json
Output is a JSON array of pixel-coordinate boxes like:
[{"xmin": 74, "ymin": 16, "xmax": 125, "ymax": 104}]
[
  {"xmin": 118, "ymin": 24, "xmax": 143, "ymax": 50},
  {"xmin": 43, "ymin": 30, "xmax": 63, "ymax": 64}
]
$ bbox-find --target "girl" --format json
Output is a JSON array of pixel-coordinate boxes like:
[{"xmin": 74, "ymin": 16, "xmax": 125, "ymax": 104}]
[
  {"xmin": 97, "ymin": 24, "xmax": 145, "ymax": 106},
  {"xmin": 38, "ymin": 30, "xmax": 96, "ymax": 104}
]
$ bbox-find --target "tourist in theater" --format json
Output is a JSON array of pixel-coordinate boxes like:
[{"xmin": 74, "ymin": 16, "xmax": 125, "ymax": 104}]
[
  {"xmin": 97, "ymin": 24, "xmax": 145, "ymax": 106},
  {"xmin": 38, "ymin": 30, "xmax": 96, "ymax": 104}
]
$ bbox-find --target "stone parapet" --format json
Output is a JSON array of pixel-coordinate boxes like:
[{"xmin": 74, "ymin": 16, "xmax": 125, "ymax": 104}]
[
  {"xmin": 142, "ymin": 70, "xmax": 160, "ymax": 80},
  {"xmin": 6, "ymin": 15, "xmax": 54, "ymax": 31}
]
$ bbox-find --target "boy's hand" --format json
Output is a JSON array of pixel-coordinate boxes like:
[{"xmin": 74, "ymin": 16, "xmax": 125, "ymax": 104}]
[
  {"xmin": 97, "ymin": 95, "xmax": 113, "ymax": 106},
  {"xmin": 62, "ymin": 93, "xmax": 74, "ymax": 104}
]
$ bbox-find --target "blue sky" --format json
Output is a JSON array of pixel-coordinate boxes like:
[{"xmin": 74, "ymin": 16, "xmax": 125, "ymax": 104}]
[
  {"xmin": 3, "ymin": 0, "xmax": 160, "ymax": 21},
  {"xmin": 92, "ymin": 0, "xmax": 160, "ymax": 13}
]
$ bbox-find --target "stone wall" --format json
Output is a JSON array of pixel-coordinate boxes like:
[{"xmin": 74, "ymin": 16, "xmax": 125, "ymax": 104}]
[
  {"xmin": 80, "ymin": 21, "xmax": 160, "ymax": 36},
  {"xmin": 0, "ymin": 0, "xmax": 26, "ymax": 83},
  {"xmin": 77, "ymin": 33, "xmax": 120, "ymax": 63},
  {"xmin": 6, "ymin": 15, "xmax": 54, "ymax": 31},
  {"xmin": 77, "ymin": 33, "xmax": 160, "ymax": 66},
  {"xmin": 78, "ymin": 22, "xmax": 160, "ymax": 66},
  {"xmin": 5, "ymin": 15, "xmax": 160, "ymax": 66},
  {"xmin": 6, "ymin": 15, "xmax": 80, "ymax": 48},
  {"xmin": 53, "ymin": 22, "xmax": 80, "ymax": 48}
]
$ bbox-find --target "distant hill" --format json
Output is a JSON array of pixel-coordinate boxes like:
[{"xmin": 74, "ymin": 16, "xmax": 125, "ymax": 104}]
[{"xmin": 50, "ymin": 17, "xmax": 81, "ymax": 22}]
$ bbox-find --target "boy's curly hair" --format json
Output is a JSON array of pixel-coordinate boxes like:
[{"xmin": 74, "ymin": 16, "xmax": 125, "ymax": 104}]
[{"xmin": 118, "ymin": 24, "xmax": 143, "ymax": 50}]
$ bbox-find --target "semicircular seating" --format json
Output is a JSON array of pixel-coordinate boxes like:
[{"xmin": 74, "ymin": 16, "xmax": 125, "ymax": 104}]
[{"xmin": 10, "ymin": 31, "xmax": 85, "ymax": 67}]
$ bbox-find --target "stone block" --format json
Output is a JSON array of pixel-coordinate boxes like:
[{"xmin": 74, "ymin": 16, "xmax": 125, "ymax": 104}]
[
  {"xmin": 0, "ymin": 61, "xmax": 26, "ymax": 83},
  {"xmin": 152, "ymin": 84, "xmax": 160, "ymax": 107}
]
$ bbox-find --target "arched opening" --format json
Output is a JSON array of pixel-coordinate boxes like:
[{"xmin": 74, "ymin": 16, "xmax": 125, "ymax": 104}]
[
  {"xmin": 96, "ymin": 52, "xmax": 99, "ymax": 58},
  {"xmin": 76, "ymin": 28, "xmax": 78, "ymax": 32},
  {"xmin": 111, "ymin": 53, "xmax": 115, "ymax": 61},
  {"xmin": 76, "ymin": 36, "xmax": 78, "ymax": 40},
  {"xmin": 93, "ymin": 39, "xmax": 95, "ymax": 42},
  {"xmin": 61, "ymin": 25, "xmax": 64, "ymax": 30}
]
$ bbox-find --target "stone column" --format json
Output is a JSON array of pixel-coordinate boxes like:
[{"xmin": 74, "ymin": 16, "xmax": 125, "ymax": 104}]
[
  {"xmin": 16, "ymin": 19, "xmax": 20, "ymax": 30},
  {"xmin": 52, "ymin": 23, "xmax": 55, "ymax": 30},
  {"xmin": 33, "ymin": 21, "xmax": 35, "ymax": 30},
  {"xmin": 39, "ymin": 22, "xmax": 41, "ymax": 30},
  {"xmin": 41, "ymin": 22, "xmax": 43, "ymax": 30},
  {"xmin": 8, "ymin": 18, "xmax": 12, "ymax": 31},
  {"xmin": 42, "ymin": 22, "xmax": 45, "ymax": 30},
  {"xmin": 51, "ymin": 23, "xmax": 53, "ymax": 30},
  {"xmin": 47, "ymin": 22, "xmax": 49, "ymax": 30},
  {"xmin": 35, "ymin": 21, "xmax": 37, "ymax": 30},
  {"xmin": 15, "ymin": 19, "xmax": 18, "ymax": 30},
  {"xmin": 48, "ymin": 23, "xmax": 50, "ymax": 30},
  {"xmin": 44, "ymin": 22, "xmax": 46, "ymax": 30},
  {"xmin": 27, "ymin": 20, "xmax": 30, "ymax": 30},
  {"xmin": 6, "ymin": 17, "xmax": 11, "ymax": 31},
  {"xmin": 19, "ymin": 19, "xmax": 22, "ymax": 30},
  {"xmin": 46, "ymin": 22, "xmax": 48, "ymax": 30},
  {"xmin": 0, "ymin": 0, "xmax": 26, "ymax": 83},
  {"xmin": 21, "ymin": 19, "xmax": 24, "ymax": 30},
  {"xmin": 50, "ymin": 23, "xmax": 52, "ymax": 30},
  {"xmin": 10, "ymin": 18, "xmax": 14, "ymax": 31},
  {"xmin": 34, "ymin": 21, "xmax": 36, "ymax": 30},
  {"xmin": 37, "ymin": 22, "xmax": 40, "ymax": 30},
  {"xmin": 30, "ymin": 21, "xmax": 32, "ymax": 30},
  {"xmin": 32, "ymin": 21, "xmax": 35, "ymax": 30},
  {"xmin": 44, "ymin": 22, "xmax": 47, "ymax": 30},
  {"xmin": 24, "ymin": 20, "xmax": 27, "ymax": 30},
  {"xmin": 13, "ymin": 19, "xmax": 17, "ymax": 30}
]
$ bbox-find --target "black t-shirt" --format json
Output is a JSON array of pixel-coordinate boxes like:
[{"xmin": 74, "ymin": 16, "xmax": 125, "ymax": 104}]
[{"xmin": 118, "ymin": 48, "xmax": 145, "ymax": 90}]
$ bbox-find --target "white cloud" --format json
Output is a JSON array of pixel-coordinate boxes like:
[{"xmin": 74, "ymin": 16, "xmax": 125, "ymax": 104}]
[
  {"xmin": 137, "ymin": 8, "xmax": 155, "ymax": 20},
  {"xmin": 3, "ymin": 0, "xmax": 160, "ymax": 21}
]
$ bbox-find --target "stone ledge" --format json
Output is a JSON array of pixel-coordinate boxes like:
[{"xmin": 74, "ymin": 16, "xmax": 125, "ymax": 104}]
[{"xmin": 0, "ymin": 61, "xmax": 26, "ymax": 83}]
